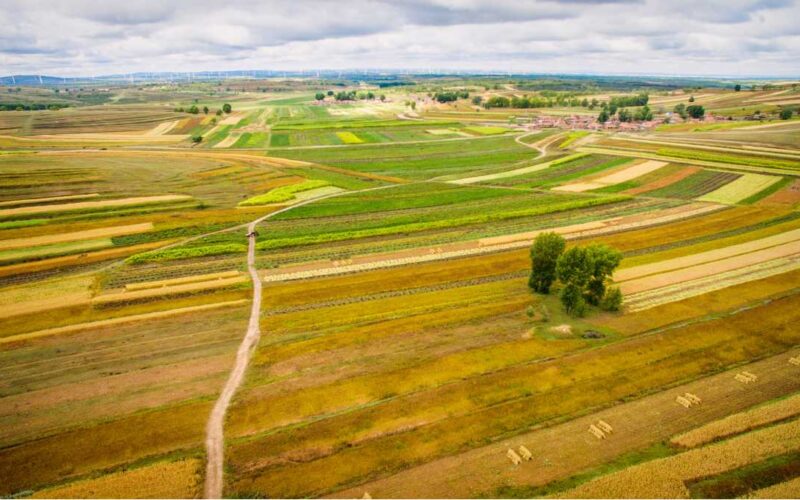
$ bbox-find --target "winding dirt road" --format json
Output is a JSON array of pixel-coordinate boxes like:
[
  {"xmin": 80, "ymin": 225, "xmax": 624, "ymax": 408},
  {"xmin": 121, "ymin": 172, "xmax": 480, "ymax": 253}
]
[{"xmin": 203, "ymin": 221, "xmax": 262, "ymax": 499}]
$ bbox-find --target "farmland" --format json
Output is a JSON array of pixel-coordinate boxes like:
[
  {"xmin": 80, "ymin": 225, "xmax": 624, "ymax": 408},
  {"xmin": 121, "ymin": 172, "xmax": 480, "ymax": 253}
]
[{"xmin": 0, "ymin": 75, "xmax": 799, "ymax": 500}]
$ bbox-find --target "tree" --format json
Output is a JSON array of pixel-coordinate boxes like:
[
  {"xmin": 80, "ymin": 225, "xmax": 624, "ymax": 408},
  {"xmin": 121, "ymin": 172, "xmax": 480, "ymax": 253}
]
[
  {"xmin": 688, "ymin": 95, "xmax": 695, "ymax": 102},
  {"xmin": 618, "ymin": 108, "xmax": 632, "ymax": 122},
  {"xmin": 410, "ymin": 101, "xmax": 416, "ymax": 110},
  {"xmin": 216, "ymin": 109, "xmax": 222, "ymax": 116},
  {"xmin": 528, "ymin": 232, "xmax": 566, "ymax": 294},
  {"xmin": 780, "ymin": 108, "xmax": 793, "ymax": 120},
  {"xmin": 600, "ymin": 287, "xmax": 623, "ymax": 311},
  {"xmin": 191, "ymin": 135, "xmax": 203, "ymax": 144},
  {"xmin": 188, "ymin": 105, "xmax": 199, "ymax": 114},
  {"xmin": 584, "ymin": 245, "xmax": 622, "ymax": 306},
  {"xmin": 315, "ymin": 92, "xmax": 325, "ymax": 101},
  {"xmin": 203, "ymin": 106, "xmax": 209, "ymax": 115},
  {"xmin": 327, "ymin": 90, "xmax": 334, "ymax": 96},
  {"xmin": 635, "ymin": 105, "xmax": 653, "ymax": 121},
  {"xmin": 556, "ymin": 247, "xmax": 593, "ymax": 316},
  {"xmin": 734, "ymin": 84, "xmax": 742, "ymax": 92},
  {"xmin": 686, "ymin": 105, "xmax": 705, "ymax": 119},
  {"xmin": 674, "ymin": 103, "xmax": 687, "ymax": 119},
  {"xmin": 597, "ymin": 109, "xmax": 610, "ymax": 123},
  {"xmin": 472, "ymin": 96, "xmax": 483, "ymax": 106},
  {"xmin": 222, "ymin": 103, "xmax": 232, "ymax": 114},
  {"xmin": 380, "ymin": 94, "xmax": 386, "ymax": 102}
]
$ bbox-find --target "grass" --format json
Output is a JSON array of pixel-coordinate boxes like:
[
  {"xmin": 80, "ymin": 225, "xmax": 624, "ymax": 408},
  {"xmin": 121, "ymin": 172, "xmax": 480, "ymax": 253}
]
[
  {"xmin": 558, "ymin": 130, "xmax": 590, "ymax": 149},
  {"xmin": 0, "ymin": 238, "xmax": 113, "ymax": 265},
  {"xmin": 463, "ymin": 126, "xmax": 510, "ymax": 135},
  {"xmin": 646, "ymin": 170, "xmax": 741, "ymax": 199},
  {"xmin": 336, "ymin": 131, "xmax": 364, "ymax": 144},
  {"xmin": 238, "ymin": 179, "xmax": 330, "ymax": 206},
  {"xmin": 656, "ymin": 147, "xmax": 800, "ymax": 171},
  {"xmin": 698, "ymin": 173, "xmax": 784, "ymax": 204},
  {"xmin": 742, "ymin": 176, "xmax": 794, "ymax": 204},
  {"xmin": 125, "ymin": 243, "xmax": 247, "ymax": 264}
]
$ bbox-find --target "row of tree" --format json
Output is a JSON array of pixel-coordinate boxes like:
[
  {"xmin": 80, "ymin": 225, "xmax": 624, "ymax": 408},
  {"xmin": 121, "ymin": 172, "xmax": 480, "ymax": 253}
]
[
  {"xmin": 0, "ymin": 103, "xmax": 69, "ymax": 111},
  {"xmin": 673, "ymin": 103, "xmax": 705, "ymax": 119},
  {"xmin": 597, "ymin": 104, "xmax": 654, "ymax": 123},
  {"xmin": 434, "ymin": 90, "xmax": 469, "ymax": 103},
  {"xmin": 321, "ymin": 90, "xmax": 386, "ymax": 102},
  {"xmin": 175, "ymin": 103, "xmax": 231, "ymax": 115},
  {"xmin": 529, "ymin": 233, "xmax": 623, "ymax": 316}
]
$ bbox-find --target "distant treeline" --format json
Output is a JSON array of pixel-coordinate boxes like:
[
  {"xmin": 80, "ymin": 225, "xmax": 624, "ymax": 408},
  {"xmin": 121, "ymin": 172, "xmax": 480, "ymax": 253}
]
[
  {"xmin": 0, "ymin": 102, "xmax": 70, "ymax": 111},
  {"xmin": 377, "ymin": 81, "xmax": 416, "ymax": 88}
]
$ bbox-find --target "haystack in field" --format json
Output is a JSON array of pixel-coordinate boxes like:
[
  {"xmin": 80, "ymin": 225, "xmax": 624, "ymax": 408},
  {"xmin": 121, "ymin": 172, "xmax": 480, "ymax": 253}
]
[
  {"xmin": 507, "ymin": 448, "xmax": 522, "ymax": 465},
  {"xmin": 597, "ymin": 420, "xmax": 613, "ymax": 433},
  {"xmin": 589, "ymin": 424, "xmax": 605, "ymax": 439},
  {"xmin": 518, "ymin": 445, "xmax": 532, "ymax": 461},
  {"xmin": 790, "ymin": 356, "xmax": 800, "ymax": 366},
  {"xmin": 676, "ymin": 396, "xmax": 692, "ymax": 408},
  {"xmin": 685, "ymin": 393, "xmax": 702, "ymax": 404}
]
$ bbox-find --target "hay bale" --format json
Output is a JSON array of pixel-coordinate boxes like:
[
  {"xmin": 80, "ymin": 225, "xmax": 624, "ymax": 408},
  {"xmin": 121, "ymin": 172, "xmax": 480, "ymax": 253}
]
[
  {"xmin": 685, "ymin": 393, "xmax": 702, "ymax": 404},
  {"xmin": 589, "ymin": 424, "xmax": 606, "ymax": 439},
  {"xmin": 597, "ymin": 420, "xmax": 613, "ymax": 433},
  {"xmin": 735, "ymin": 373, "xmax": 753, "ymax": 384},
  {"xmin": 362, "ymin": 493, "xmax": 372, "ymax": 499},
  {"xmin": 676, "ymin": 396, "xmax": 692, "ymax": 408},
  {"xmin": 790, "ymin": 356, "xmax": 800, "ymax": 366},
  {"xmin": 507, "ymin": 448, "xmax": 522, "ymax": 465},
  {"xmin": 742, "ymin": 371, "xmax": 758, "ymax": 381},
  {"xmin": 518, "ymin": 445, "xmax": 532, "ymax": 461}
]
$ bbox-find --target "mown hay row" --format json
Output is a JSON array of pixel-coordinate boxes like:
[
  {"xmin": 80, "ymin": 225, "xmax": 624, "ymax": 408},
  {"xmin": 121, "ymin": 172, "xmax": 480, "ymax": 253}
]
[
  {"xmin": 94, "ymin": 276, "xmax": 247, "ymax": 305},
  {"xmin": 0, "ymin": 193, "xmax": 100, "ymax": 207},
  {"xmin": 125, "ymin": 270, "xmax": 241, "ymax": 291},
  {"xmin": 559, "ymin": 418, "xmax": 800, "ymax": 498},
  {"xmin": 0, "ymin": 195, "xmax": 192, "ymax": 218},
  {"xmin": 699, "ymin": 173, "xmax": 784, "ymax": 205},
  {"xmin": 0, "ymin": 222, "xmax": 153, "ymax": 251}
]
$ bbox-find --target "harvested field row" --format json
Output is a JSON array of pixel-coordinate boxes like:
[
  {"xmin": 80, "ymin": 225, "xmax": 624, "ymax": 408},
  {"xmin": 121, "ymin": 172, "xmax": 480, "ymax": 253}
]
[
  {"xmin": 553, "ymin": 160, "xmax": 667, "ymax": 192},
  {"xmin": 623, "ymin": 255, "xmax": 800, "ymax": 312},
  {"xmin": 94, "ymin": 275, "xmax": 247, "ymax": 306},
  {"xmin": 619, "ymin": 240, "xmax": 800, "ymax": 295},
  {"xmin": 0, "ymin": 222, "xmax": 153, "ymax": 251},
  {"xmin": 615, "ymin": 227, "xmax": 800, "ymax": 282},
  {"xmin": 0, "ymin": 195, "xmax": 192, "ymax": 218},
  {"xmin": 559, "ymin": 418, "xmax": 800, "ymax": 498},
  {"xmin": 0, "ymin": 193, "xmax": 100, "ymax": 207},
  {"xmin": 0, "ymin": 299, "xmax": 248, "ymax": 345},
  {"xmin": 322, "ymin": 345, "xmax": 800, "ymax": 499},
  {"xmin": 125, "ymin": 270, "xmax": 242, "ymax": 291},
  {"xmin": 672, "ymin": 392, "xmax": 800, "ymax": 449}
]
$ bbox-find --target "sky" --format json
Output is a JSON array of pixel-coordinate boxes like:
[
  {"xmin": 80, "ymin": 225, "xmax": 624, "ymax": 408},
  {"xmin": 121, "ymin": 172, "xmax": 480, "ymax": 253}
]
[{"xmin": 1, "ymin": 0, "xmax": 799, "ymax": 78}]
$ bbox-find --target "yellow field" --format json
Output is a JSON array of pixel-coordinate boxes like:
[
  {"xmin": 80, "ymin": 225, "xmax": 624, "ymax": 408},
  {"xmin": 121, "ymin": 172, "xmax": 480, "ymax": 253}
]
[
  {"xmin": 31, "ymin": 458, "xmax": 202, "ymax": 499},
  {"xmin": 0, "ymin": 222, "xmax": 153, "ymax": 251},
  {"xmin": 0, "ymin": 195, "xmax": 192, "ymax": 218},
  {"xmin": 560, "ymin": 418, "xmax": 800, "ymax": 498}
]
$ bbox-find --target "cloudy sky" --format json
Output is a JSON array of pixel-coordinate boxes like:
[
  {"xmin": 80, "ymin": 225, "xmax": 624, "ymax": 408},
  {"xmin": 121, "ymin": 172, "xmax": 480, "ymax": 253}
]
[{"xmin": 1, "ymin": 0, "xmax": 798, "ymax": 77}]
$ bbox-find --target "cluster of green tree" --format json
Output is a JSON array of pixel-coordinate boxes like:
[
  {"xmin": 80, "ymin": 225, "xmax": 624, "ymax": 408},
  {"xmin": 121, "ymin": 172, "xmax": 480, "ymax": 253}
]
[
  {"xmin": 377, "ymin": 81, "xmax": 415, "ymax": 88},
  {"xmin": 780, "ymin": 108, "xmax": 795, "ymax": 120},
  {"xmin": 673, "ymin": 103, "xmax": 705, "ymax": 119},
  {"xmin": 597, "ymin": 103, "xmax": 653, "ymax": 123},
  {"xmin": 174, "ymin": 103, "xmax": 231, "ymax": 115},
  {"xmin": 0, "ymin": 103, "xmax": 69, "ymax": 111},
  {"xmin": 528, "ymin": 232, "xmax": 623, "ymax": 316},
  {"xmin": 434, "ymin": 90, "xmax": 469, "ymax": 103},
  {"xmin": 609, "ymin": 93, "xmax": 649, "ymax": 107},
  {"xmin": 483, "ymin": 94, "xmax": 600, "ymax": 109},
  {"xmin": 331, "ymin": 90, "xmax": 384, "ymax": 101}
]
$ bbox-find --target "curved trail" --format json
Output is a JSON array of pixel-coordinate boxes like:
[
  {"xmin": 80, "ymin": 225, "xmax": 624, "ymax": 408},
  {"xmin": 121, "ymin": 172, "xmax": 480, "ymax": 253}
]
[
  {"xmin": 202, "ymin": 183, "xmax": 402, "ymax": 498},
  {"xmin": 203, "ymin": 220, "xmax": 262, "ymax": 498}
]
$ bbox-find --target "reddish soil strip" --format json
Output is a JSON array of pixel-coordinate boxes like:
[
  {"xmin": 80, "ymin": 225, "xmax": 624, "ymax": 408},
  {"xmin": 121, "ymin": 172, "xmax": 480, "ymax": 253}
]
[
  {"xmin": 760, "ymin": 178, "xmax": 800, "ymax": 206},
  {"xmin": 331, "ymin": 349, "xmax": 800, "ymax": 499},
  {"xmin": 624, "ymin": 166, "xmax": 701, "ymax": 195}
]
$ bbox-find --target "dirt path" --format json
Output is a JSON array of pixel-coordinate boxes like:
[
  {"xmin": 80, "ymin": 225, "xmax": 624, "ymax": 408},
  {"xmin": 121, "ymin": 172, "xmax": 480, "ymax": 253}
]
[
  {"xmin": 203, "ymin": 183, "xmax": 404, "ymax": 498},
  {"xmin": 203, "ymin": 222, "xmax": 262, "ymax": 499}
]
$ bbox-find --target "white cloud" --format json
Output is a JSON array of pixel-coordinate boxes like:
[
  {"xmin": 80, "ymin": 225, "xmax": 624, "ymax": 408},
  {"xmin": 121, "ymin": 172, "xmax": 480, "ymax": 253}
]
[{"xmin": 0, "ymin": 0, "xmax": 797, "ymax": 76}]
